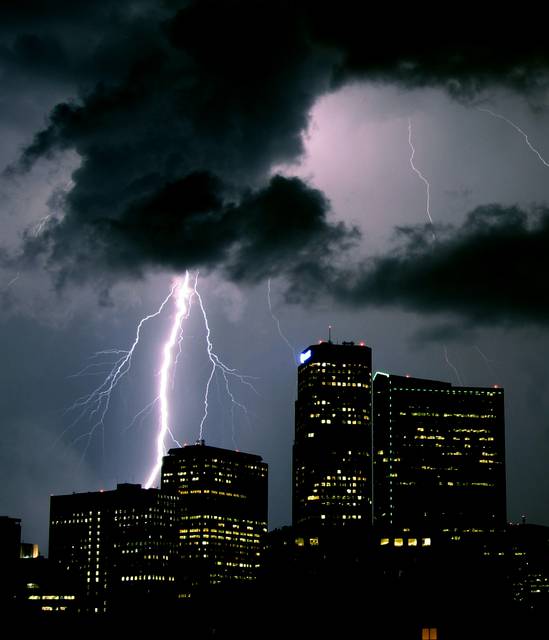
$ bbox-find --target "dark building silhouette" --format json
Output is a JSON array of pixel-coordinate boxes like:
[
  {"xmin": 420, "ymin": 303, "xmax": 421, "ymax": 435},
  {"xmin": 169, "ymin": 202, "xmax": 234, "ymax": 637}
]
[
  {"xmin": 373, "ymin": 373, "xmax": 506, "ymax": 537},
  {"xmin": 293, "ymin": 341, "xmax": 373, "ymax": 530},
  {"xmin": 0, "ymin": 516, "xmax": 21, "ymax": 562},
  {"xmin": 161, "ymin": 441, "xmax": 268, "ymax": 597},
  {"xmin": 478, "ymin": 522, "xmax": 549, "ymax": 611},
  {"xmin": 49, "ymin": 483, "xmax": 177, "ymax": 613},
  {"xmin": 15, "ymin": 556, "xmax": 78, "ymax": 615},
  {"xmin": 0, "ymin": 516, "xmax": 22, "ymax": 607}
]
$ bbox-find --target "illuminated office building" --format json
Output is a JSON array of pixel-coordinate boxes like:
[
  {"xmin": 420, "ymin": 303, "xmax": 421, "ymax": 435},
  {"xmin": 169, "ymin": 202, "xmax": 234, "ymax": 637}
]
[
  {"xmin": 49, "ymin": 483, "xmax": 177, "ymax": 613},
  {"xmin": 161, "ymin": 442, "xmax": 268, "ymax": 597},
  {"xmin": 293, "ymin": 340, "xmax": 373, "ymax": 530},
  {"xmin": 373, "ymin": 373, "xmax": 506, "ymax": 536}
]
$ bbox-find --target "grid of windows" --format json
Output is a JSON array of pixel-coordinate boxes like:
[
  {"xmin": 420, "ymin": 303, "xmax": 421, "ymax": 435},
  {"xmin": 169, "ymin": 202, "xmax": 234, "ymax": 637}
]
[
  {"xmin": 49, "ymin": 485, "xmax": 177, "ymax": 613},
  {"xmin": 373, "ymin": 373, "xmax": 506, "ymax": 536},
  {"xmin": 293, "ymin": 341, "xmax": 373, "ymax": 529},
  {"xmin": 161, "ymin": 443, "xmax": 268, "ymax": 595}
]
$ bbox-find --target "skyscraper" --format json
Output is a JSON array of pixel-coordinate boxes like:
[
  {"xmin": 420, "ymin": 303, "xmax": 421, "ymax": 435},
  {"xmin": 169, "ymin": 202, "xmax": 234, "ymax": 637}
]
[
  {"xmin": 161, "ymin": 441, "xmax": 268, "ymax": 597},
  {"xmin": 49, "ymin": 483, "xmax": 177, "ymax": 613},
  {"xmin": 373, "ymin": 373, "xmax": 506, "ymax": 537},
  {"xmin": 293, "ymin": 340, "xmax": 373, "ymax": 530}
]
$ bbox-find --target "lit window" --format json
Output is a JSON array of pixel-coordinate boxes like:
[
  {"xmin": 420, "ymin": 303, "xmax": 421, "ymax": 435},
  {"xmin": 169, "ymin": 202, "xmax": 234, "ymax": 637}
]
[
  {"xmin": 421, "ymin": 538, "xmax": 432, "ymax": 547},
  {"xmin": 422, "ymin": 628, "xmax": 438, "ymax": 640},
  {"xmin": 394, "ymin": 538, "xmax": 403, "ymax": 547}
]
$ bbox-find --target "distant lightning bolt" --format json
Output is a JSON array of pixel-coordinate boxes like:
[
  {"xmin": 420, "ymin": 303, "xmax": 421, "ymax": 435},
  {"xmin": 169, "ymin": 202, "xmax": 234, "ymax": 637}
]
[
  {"xmin": 473, "ymin": 345, "xmax": 497, "ymax": 378},
  {"xmin": 407, "ymin": 121, "xmax": 466, "ymax": 384},
  {"xmin": 145, "ymin": 272, "xmax": 194, "ymax": 488},
  {"xmin": 443, "ymin": 346, "xmax": 463, "ymax": 386},
  {"xmin": 267, "ymin": 278, "xmax": 296, "ymax": 364},
  {"xmin": 408, "ymin": 118, "xmax": 436, "ymax": 240},
  {"xmin": 477, "ymin": 106, "xmax": 549, "ymax": 168},
  {"xmin": 5, "ymin": 273, "xmax": 20, "ymax": 288},
  {"xmin": 33, "ymin": 214, "xmax": 52, "ymax": 236}
]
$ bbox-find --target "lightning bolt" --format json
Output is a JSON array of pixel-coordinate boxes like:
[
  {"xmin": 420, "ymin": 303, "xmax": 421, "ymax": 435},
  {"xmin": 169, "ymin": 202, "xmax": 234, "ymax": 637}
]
[
  {"xmin": 473, "ymin": 344, "xmax": 497, "ymax": 379},
  {"xmin": 443, "ymin": 346, "xmax": 463, "ymax": 386},
  {"xmin": 144, "ymin": 273, "xmax": 194, "ymax": 489},
  {"xmin": 63, "ymin": 270, "xmax": 254, "ymax": 486},
  {"xmin": 407, "ymin": 121, "xmax": 467, "ymax": 385},
  {"xmin": 408, "ymin": 118, "xmax": 437, "ymax": 240},
  {"xmin": 477, "ymin": 107, "xmax": 549, "ymax": 168},
  {"xmin": 267, "ymin": 278, "xmax": 296, "ymax": 364},
  {"xmin": 5, "ymin": 272, "xmax": 20, "ymax": 288},
  {"xmin": 33, "ymin": 214, "xmax": 52, "ymax": 236}
]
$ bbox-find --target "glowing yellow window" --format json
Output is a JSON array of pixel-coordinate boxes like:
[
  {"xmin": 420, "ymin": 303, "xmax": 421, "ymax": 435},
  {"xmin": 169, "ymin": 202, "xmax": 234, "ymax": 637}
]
[{"xmin": 421, "ymin": 628, "xmax": 438, "ymax": 639}]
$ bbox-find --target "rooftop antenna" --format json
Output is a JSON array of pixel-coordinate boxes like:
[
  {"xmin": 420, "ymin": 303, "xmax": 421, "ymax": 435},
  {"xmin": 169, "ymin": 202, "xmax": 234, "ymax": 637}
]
[{"xmin": 328, "ymin": 325, "xmax": 332, "ymax": 344}]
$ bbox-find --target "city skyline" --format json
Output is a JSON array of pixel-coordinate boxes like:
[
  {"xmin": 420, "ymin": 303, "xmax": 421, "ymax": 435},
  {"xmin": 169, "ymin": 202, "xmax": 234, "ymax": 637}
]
[{"xmin": 2, "ymin": 3, "xmax": 549, "ymax": 558}]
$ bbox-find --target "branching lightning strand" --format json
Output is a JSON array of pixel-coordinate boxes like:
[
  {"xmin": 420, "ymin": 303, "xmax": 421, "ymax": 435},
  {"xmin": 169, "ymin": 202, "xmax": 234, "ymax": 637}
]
[
  {"xmin": 443, "ymin": 346, "xmax": 463, "ymax": 386},
  {"xmin": 61, "ymin": 283, "xmax": 178, "ymax": 458},
  {"xmin": 5, "ymin": 273, "xmax": 20, "ymax": 288},
  {"xmin": 194, "ymin": 278, "xmax": 258, "ymax": 445},
  {"xmin": 477, "ymin": 106, "xmax": 549, "ymax": 168},
  {"xmin": 267, "ymin": 278, "xmax": 296, "ymax": 364},
  {"xmin": 408, "ymin": 118, "xmax": 436, "ymax": 240}
]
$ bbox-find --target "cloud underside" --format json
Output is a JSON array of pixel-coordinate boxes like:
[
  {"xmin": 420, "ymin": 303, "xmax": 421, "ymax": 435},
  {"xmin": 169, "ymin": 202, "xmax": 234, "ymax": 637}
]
[
  {"xmin": 331, "ymin": 205, "xmax": 549, "ymax": 325},
  {"xmin": 4, "ymin": 1, "xmax": 549, "ymax": 323}
]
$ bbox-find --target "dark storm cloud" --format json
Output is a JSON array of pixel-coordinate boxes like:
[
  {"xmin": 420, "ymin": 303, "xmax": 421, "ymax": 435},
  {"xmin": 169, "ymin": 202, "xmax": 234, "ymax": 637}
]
[
  {"xmin": 334, "ymin": 205, "xmax": 549, "ymax": 325},
  {"xmin": 411, "ymin": 323, "xmax": 479, "ymax": 346},
  {"xmin": 21, "ymin": 173, "xmax": 357, "ymax": 287},
  {"xmin": 5, "ymin": 1, "xmax": 549, "ymax": 308}
]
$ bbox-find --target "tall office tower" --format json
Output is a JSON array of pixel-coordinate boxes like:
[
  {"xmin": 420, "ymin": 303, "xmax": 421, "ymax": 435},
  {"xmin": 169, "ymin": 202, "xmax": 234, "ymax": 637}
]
[
  {"xmin": 49, "ymin": 483, "xmax": 177, "ymax": 613},
  {"xmin": 293, "ymin": 340, "xmax": 373, "ymax": 530},
  {"xmin": 161, "ymin": 441, "xmax": 268, "ymax": 597},
  {"xmin": 373, "ymin": 373, "xmax": 506, "ymax": 537}
]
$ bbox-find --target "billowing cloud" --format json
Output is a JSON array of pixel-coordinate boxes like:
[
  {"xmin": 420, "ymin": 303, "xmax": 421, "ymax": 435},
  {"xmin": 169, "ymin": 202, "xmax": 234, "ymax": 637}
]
[
  {"xmin": 3, "ymin": 1, "xmax": 549, "ymax": 317},
  {"xmin": 20, "ymin": 173, "xmax": 358, "ymax": 287},
  {"xmin": 333, "ymin": 205, "xmax": 549, "ymax": 324}
]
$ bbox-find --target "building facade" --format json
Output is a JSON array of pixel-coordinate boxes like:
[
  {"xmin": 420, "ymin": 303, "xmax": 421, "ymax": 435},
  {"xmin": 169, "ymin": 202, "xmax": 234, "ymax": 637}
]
[
  {"xmin": 49, "ymin": 483, "xmax": 177, "ymax": 613},
  {"xmin": 161, "ymin": 441, "xmax": 268, "ymax": 597},
  {"xmin": 373, "ymin": 373, "xmax": 506, "ymax": 537},
  {"xmin": 293, "ymin": 341, "xmax": 373, "ymax": 530}
]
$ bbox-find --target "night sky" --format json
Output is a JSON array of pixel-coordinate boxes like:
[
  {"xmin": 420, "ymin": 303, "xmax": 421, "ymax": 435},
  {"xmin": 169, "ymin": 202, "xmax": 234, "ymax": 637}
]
[{"xmin": 2, "ymin": 2, "xmax": 549, "ymax": 553}]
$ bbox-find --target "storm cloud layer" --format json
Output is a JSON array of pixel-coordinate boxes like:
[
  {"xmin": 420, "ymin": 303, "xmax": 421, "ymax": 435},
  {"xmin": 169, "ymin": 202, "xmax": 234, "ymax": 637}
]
[
  {"xmin": 4, "ymin": 1, "xmax": 549, "ymax": 321},
  {"xmin": 333, "ymin": 205, "xmax": 549, "ymax": 324}
]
